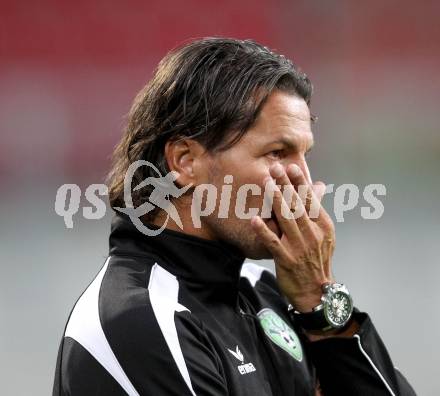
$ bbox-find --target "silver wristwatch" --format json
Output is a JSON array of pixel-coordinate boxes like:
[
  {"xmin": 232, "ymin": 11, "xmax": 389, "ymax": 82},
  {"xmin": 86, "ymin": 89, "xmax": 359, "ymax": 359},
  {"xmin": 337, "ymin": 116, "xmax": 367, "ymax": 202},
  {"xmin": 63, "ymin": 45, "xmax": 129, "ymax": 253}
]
[{"xmin": 291, "ymin": 283, "xmax": 354, "ymax": 331}]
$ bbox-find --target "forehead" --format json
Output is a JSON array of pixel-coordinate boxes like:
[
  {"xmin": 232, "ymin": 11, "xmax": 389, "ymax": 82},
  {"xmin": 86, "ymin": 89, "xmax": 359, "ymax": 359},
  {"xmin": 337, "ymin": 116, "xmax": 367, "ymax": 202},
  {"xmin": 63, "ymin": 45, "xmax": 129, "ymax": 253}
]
[{"xmin": 244, "ymin": 91, "xmax": 314, "ymax": 147}]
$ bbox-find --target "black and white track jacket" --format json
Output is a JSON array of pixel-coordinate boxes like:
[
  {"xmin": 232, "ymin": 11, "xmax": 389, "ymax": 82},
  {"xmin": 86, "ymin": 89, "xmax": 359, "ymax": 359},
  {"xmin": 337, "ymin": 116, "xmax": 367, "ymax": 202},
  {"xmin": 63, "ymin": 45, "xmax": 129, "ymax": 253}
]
[{"xmin": 53, "ymin": 213, "xmax": 416, "ymax": 395}]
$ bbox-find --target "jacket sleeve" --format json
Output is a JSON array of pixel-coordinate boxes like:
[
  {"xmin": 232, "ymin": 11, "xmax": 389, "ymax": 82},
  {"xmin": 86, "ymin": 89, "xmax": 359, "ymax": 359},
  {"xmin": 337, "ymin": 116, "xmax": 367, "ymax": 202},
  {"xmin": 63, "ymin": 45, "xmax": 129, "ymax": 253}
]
[
  {"xmin": 305, "ymin": 311, "xmax": 417, "ymax": 396},
  {"xmin": 53, "ymin": 259, "xmax": 229, "ymax": 396},
  {"xmin": 53, "ymin": 311, "xmax": 229, "ymax": 396}
]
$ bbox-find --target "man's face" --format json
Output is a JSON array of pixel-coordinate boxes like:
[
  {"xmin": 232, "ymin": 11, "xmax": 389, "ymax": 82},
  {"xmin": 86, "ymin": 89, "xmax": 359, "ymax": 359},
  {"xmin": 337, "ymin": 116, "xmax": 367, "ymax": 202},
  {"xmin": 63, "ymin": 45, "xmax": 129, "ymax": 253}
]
[{"xmin": 196, "ymin": 90, "xmax": 314, "ymax": 259}]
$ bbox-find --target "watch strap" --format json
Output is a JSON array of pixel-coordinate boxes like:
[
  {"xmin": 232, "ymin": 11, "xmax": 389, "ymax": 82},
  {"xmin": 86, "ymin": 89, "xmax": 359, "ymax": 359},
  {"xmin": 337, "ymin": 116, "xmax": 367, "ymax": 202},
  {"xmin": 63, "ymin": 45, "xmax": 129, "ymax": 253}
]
[{"xmin": 291, "ymin": 307, "xmax": 333, "ymax": 332}]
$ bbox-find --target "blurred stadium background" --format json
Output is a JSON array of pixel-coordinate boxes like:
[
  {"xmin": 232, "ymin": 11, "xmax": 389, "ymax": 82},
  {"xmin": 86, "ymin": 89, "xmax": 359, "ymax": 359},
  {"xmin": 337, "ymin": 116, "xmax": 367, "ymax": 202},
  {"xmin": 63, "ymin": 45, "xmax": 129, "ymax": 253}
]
[{"xmin": 1, "ymin": 1, "xmax": 439, "ymax": 394}]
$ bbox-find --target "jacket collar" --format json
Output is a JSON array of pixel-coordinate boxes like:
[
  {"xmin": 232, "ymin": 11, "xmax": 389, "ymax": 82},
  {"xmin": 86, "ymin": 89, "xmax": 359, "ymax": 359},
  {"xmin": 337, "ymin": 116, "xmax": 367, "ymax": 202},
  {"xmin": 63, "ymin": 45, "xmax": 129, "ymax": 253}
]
[{"xmin": 109, "ymin": 213, "xmax": 246, "ymax": 292}]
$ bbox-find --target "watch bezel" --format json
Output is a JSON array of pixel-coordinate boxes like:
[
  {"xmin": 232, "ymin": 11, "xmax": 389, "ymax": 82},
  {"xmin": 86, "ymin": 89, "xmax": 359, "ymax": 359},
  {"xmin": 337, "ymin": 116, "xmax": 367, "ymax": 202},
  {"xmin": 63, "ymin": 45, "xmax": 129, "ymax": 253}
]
[{"xmin": 322, "ymin": 283, "xmax": 353, "ymax": 328}]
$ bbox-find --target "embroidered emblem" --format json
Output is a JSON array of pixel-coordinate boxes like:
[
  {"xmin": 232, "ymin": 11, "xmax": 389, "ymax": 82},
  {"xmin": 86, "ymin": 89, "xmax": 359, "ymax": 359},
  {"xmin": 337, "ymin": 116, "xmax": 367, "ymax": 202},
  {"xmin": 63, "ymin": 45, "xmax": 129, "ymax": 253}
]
[{"xmin": 257, "ymin": 308, "xmax": 303, "ymax": 362}]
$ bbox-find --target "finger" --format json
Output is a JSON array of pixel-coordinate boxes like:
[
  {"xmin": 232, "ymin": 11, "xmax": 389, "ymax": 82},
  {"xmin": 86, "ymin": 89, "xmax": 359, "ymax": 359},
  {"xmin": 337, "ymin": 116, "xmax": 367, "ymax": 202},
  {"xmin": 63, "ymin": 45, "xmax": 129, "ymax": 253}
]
[
  {"xmin": 268, "ymin": 164, "xmax": 318, "ymax": 228},
  {"xmin": 308, "ymin": 181, "xmax": 334, "ymax": 226},
  {"xmin": 317, "ymin": 206, "xmax": 334, "ymax": 233},
  {"xmin": 269, "ymin": 163, "xmax": 305, "ymax": 214},
  {"xmin": 286, "ymin": 163, "xmax": 309, "ymax": 190},
  {"xmin": 269, "ymin": 163, "xmax": 293, "ymax": 194},
  {"xmin": 308, "ymin": 181, "xmax": 327, "ymax": 220},
  {"xmin": 312, "ymin": 181, "xmax": 326, "ymax": 203},
  {"xmin": 287, "ymin": 164, "xmax": 320, "ymax": 218},
  {"xmin": 250, "ymin": 215, "xmax": 285, "ymax": 259},
  {"xmin": 265, "ymin": 177, "xmax": 303, "ymax": 240}
]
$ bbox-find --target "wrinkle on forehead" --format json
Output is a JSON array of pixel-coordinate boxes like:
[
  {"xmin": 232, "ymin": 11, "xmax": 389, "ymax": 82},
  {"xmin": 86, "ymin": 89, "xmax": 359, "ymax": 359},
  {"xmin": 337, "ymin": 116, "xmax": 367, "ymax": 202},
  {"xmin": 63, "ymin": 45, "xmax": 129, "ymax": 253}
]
[
  {"xmin": 258, "ymin": 92, "xmax": 311, "ymax": 125},
  {"xmin": 247, "ymin": 92, "xmax": 313, "ymax": 145}
]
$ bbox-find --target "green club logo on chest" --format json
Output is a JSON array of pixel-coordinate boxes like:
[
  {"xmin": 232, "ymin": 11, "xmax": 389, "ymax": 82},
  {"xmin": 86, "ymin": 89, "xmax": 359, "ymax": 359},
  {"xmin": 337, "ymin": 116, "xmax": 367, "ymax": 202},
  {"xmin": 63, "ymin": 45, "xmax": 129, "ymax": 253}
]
[{"xmin": 257, "ymin": 308, "xmax": 303, "ymax": 362}]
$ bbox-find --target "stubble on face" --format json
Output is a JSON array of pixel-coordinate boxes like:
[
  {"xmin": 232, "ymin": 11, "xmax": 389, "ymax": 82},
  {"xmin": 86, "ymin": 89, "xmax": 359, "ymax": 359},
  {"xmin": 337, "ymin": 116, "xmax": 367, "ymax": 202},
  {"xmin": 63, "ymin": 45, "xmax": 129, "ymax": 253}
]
[{"xmin": 200, "ymin": 158, "xmax": 275, "ymax": 260}]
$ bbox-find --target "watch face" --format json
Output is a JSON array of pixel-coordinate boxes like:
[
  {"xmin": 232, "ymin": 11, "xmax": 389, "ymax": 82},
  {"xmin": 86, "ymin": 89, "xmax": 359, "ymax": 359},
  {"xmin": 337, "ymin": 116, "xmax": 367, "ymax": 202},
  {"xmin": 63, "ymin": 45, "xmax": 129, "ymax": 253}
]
[{"xmin": 324, "ymin": 290, "xmax": 353, "ymax": 327}]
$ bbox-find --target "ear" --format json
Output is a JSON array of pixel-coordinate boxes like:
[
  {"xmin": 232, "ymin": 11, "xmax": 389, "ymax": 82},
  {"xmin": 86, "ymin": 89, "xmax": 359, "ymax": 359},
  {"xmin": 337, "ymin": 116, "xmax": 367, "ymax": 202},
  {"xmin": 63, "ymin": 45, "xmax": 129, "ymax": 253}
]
[{"xmin": 164, "ymin": 138, "xmax": 208, "ymax": 187}]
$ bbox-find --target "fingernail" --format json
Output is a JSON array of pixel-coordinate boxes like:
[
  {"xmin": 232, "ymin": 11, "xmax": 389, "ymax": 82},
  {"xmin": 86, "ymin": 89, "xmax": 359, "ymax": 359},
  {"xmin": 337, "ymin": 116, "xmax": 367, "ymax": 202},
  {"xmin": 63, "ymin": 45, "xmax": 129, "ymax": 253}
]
[
  {"xmin": 289, "ymin": 164, "xmax": 301, "ymax": 176},
  {"xmin": 271, "ymin": 163, "xmax": 284, "ymax": 177}
]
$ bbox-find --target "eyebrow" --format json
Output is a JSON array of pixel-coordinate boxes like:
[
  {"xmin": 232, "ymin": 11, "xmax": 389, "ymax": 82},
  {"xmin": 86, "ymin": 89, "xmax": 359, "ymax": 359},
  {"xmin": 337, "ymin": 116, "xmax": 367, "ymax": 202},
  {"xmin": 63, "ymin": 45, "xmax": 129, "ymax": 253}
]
[{"xmin": 270, "ymin": 137, "xmax": 314, "ymax": 152}]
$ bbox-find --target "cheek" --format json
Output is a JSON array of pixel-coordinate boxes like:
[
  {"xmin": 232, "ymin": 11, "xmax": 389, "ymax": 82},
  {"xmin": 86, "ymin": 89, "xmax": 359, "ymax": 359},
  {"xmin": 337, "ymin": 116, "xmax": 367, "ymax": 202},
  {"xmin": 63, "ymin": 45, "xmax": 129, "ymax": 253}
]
[
  {"xmin": 212, "ymin": 155, "xmax": 271, "ymax": 207},
  {"xmin": 218, "ymin": 148, "xmax": 270, "ymax": 183},
  {"xmin": 237, "ymin": 164, "xmax": 272, "ymax": 209},
  {"xmin": 236, "ymin": 159, "xmax": 271, "ymax": 185},
  {"xmin": 227, "ymin": 174, "xmax": 268, "ymax": 214}
]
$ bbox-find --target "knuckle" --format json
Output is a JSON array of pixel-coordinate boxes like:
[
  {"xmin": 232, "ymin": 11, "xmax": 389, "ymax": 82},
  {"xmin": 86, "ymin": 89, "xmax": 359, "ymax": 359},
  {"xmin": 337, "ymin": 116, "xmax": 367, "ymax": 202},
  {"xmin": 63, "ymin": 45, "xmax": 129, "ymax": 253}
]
[
  {"xmin": 306, "ymin": 230, "xmax": 323, "ymax": 247},
  {"xmin": 268, "ymin": 236, "xmax": 280, "ymax": 249}
]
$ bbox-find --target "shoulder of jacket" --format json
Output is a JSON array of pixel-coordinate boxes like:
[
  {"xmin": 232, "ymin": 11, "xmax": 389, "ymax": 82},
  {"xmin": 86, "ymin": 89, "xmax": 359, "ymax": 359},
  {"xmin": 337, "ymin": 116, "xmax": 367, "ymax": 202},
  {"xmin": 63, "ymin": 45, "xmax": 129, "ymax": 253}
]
[{"xmin": 240, "ymin": 261, "xmax": 276, "ymax": 287}]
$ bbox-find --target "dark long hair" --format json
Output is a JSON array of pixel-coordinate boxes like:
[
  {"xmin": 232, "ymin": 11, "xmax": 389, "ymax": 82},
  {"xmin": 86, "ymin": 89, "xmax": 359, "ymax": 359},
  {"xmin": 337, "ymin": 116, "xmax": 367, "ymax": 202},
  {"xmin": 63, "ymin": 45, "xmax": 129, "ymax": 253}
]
[{"xmin": 107, "ymin": 37, "xmax": 313, "ymax": 219}]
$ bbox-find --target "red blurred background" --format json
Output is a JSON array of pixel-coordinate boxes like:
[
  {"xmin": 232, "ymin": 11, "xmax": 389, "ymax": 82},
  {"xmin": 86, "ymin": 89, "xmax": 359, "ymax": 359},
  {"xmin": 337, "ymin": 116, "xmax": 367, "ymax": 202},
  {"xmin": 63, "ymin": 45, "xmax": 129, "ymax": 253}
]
[{"xmin": 2, "ymin": 0, "xmax": 439, "ymax": 183}]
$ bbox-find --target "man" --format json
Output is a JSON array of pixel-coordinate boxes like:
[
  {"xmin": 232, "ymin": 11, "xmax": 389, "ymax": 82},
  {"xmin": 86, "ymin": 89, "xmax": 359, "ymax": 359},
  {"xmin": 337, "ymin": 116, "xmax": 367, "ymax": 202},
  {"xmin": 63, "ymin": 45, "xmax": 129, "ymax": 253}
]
[{"xmin": 53, "ymin": 38, "xmax": 416, "ymax": 395}]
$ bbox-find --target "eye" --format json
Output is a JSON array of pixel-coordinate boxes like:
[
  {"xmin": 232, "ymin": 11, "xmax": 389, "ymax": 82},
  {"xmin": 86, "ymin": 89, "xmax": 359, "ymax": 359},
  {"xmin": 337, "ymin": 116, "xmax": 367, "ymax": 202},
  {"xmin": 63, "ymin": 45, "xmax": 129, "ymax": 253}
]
[{"xmin": 267, "ymin": 150, "xmax": 284, "ymax": 160}]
